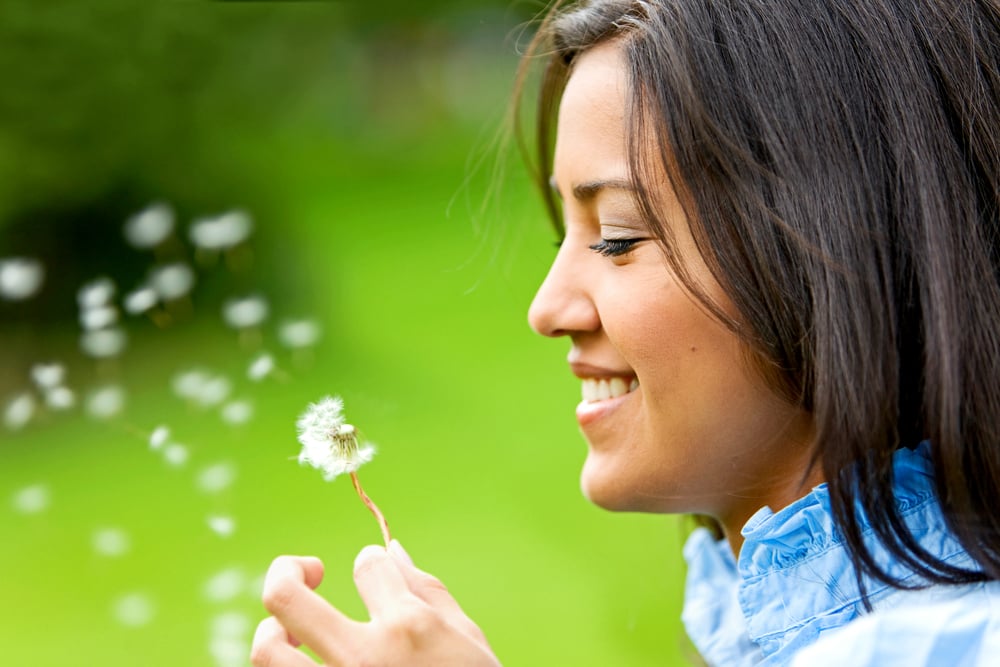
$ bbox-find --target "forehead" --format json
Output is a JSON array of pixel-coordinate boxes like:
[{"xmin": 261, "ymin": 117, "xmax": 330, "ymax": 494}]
[{"xmin": 554, "ymin": 41, "xmax": 629, "ymax": 181}]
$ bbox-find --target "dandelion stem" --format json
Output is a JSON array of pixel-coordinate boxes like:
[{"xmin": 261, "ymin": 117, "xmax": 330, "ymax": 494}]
[{"xmin": 350, "ymin": 471, "xmax": 391, "ymax": 547}]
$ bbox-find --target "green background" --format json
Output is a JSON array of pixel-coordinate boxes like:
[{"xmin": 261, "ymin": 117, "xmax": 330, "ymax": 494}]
[{"xmin": 0, "ymin": 2, "xmax": 692, "ymax": 665}]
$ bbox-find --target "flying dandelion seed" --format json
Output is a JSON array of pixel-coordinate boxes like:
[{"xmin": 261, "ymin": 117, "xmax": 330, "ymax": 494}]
[
  {"xmin": 207, "ymin": 515, "xmax": 237, "ymax": 538},
  {"xmin": 246, "ymin": 353, "xmax": 274, "ymax": 382},
  {"xmin": 279, "ymin": 319, "xmax": 321, "ymax": 349},
  {"xmin": 80, "ymin": 305, "xmax": 119, "ymax": 331},
  {"xmin": 112, "ymin": 592, "xmax": 155, "ymax": 628},
  {"xmin": 30, "ymin": 363, "xmax": 65, "ymax": 390},
  {"xmin": 92, "ymin": 527, "xmax": 131, "ymax": 557},
  {"xmin": 77, "ymin": 277, "xmax": 116, "ymax": 310},
  {"xmin": 0, "ymin": 257, "xmax": 44, "ymax": 301},
  {"xmin": 12, "ymin": 484, "xmax": 49, "ymax": 514},
  {"xmin": 296, "ymin": 396, "xmax": 391, "ymax": 546},
  {"xmin": 203, "ymin": 567, "xmax": 246, "ymax": 603},
  {"xmin": 123, "ymin": 285, "xmax": 158, "ymax": 315},
  {"xmin": 172, "ymin": 369, "xmax": 209, "ymax": 401},
  {"xmin": 150, "ymin": 263, "xmax": 196, "ymax": 301},
  {"xmin": 86, "ymin": 385, "xmax": 126, "ymax": 420},
  {"xmin": 149, "ymin": 425, "xmax": 170, "ymax": 450},
  {"xmin": 220, "ymin": 400, "xmax": 253, "ymax": 426},
  {"xmin": 211, "ymin": 611, "xmax": 252, "ymax": 639},
  {"xmin": 189, "ymin": 211, "xmax": 253, "ymax": 250},
  {"xmin": 197, "ymin": 376, "xmax": 232, "ymax": 408},
  {"xmin": 209, "ymin": 611, "xmax": 253, "ymax": 667},
  {"xmin": 4, "ymin": 392, "xmax": 37, "ymax": 430},
  {"xmin": 197, "ymin": 462, "xmax": 237, "ymax": 494},
  {"xmin": 80, "ymin": 327, "xmax": 128, "ymax": 359},
  {"xmin": 163, "ymin": 443, "xmax": 190, "ymax": 467},
  {"xmin": 222, "ymin": 295, "xmax": 269, "ymax": 330},
  {"xmin": 124, "ymin": 202, "xmax": 175, "ymax": 249},
  {"xmin": 45, "ymin": 386, "xmax": 75, "ymax": 411}
]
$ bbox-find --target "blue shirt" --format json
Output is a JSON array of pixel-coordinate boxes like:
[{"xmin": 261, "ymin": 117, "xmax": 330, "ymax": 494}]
[{"xmin": 682, "ymin": 442, "xmax": 1000, "ymax": 666}]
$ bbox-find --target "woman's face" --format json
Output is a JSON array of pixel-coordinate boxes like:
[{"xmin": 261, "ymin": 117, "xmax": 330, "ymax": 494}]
[{"xmin": 528, "ymin": 41, "xmax": 816, "ymax": 534}]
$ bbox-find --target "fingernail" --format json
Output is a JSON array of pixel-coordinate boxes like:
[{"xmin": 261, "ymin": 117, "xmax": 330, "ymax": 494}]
[
  {"xmin": 388, "ymin": 539, "xmax": 414, "ymax": 566},
  {"xmin": 354, "ymin": 544, "xmax": 386, "ymax": 571}
]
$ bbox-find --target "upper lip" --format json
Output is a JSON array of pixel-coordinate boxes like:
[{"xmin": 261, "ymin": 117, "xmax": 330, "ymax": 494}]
[{"xmin": 569, "ymin": 361, "xmax": 635, "ymax": 380}]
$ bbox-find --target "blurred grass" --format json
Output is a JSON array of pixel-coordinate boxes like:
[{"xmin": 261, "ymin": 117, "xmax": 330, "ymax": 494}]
[{"xmin": 0, "ymin": 2, "xmax": 693, "ymax": 665}]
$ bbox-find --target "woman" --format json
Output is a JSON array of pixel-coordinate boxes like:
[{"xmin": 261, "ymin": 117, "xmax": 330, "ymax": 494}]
[{"xmin": 250, "ymin": 1, "xmax": 1000, "ymax": 664}]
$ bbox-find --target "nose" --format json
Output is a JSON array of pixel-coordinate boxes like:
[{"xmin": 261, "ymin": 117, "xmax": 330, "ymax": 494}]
[{"xmin": 528, "ymin": 243, "xmax": 600, "ymax": 338}]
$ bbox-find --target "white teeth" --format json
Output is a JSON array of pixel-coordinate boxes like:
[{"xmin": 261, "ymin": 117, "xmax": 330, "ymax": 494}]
[{"xmin": 581, "ymin": 377, "xmax": 639, "ymax": 403}]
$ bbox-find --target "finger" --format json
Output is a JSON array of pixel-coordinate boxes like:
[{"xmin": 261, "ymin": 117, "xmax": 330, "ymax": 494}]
[
  {"xmin": 353, "ymin": 544, "xmax": 412, "ymax": 619},
  {"xmin": 250, "ymin": 617, "xmax": 318, "ymax": 667},
  {"xmin": 387, "ymin": 540, "xmax": 486, "ymax": 639},
  {"xmin": 262, "ymin": 556, "xmax": 362, "ymax": 665}
]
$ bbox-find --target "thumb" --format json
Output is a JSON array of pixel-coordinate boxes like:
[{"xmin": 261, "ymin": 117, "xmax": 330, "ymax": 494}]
[{"xmin": 387, "ymin": 540, "xmax": 486, "ymax": 639}]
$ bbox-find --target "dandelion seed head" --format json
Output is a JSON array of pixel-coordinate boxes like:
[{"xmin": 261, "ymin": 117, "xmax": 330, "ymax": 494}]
[
  {"xmin": 207, "ymin": 514, "xmax": 237, "ymax": 538},
  {"xmin": 4, "ymin": 392, "xmax": 36, "ymax": 430},
  {"xmin": 80, "ymin": 327, "xmax": 128, "ymax": 358},
  {"xmin": 197, "ymin": 461, "xmax": 237, "ymax": 494},
  {"xmin": 80, "ymin": 305, "xmax": 119, "ymax": 331},
  {"xmin": 45, "ymin": 386, "xmax": 76, "ymax": 411},
  {"xmin": 279, "ymin": 319, "xmax": 321, "ymax": 349},
  {"xmin": 189, "ymin": 210, "xmax": 253, "ymax": 250},
  {"xmin": 222, "ymin": 295, "xmax": 269, "ymax": 330},
  {"xmin": 0, "ymin": 257, "xmax": 44, "ymax": 301},
  {"xmin": 149, "ymin": 425, "xmax": 170, "ymax": 450},
  {"xmin": 77, "ymin": 277, "xmax": 116, "ymax": 310},
  {"xmin": 12, "ymin": 484, "xmax": 49, "ymax": 514},
  {"xmin": 112, "ymin": 592, "xmax": 155, "ymax": 627},
  {"xmin": 123, "ymin": 285, "xmax": 158, "ymax": 315},
  {"xmin": 30, "ymin": 363, "xmax": 65, "ymax": 390},
  {"xmin": 220, "ymin": 399, "xmax": 253, "ymax": 426},
  {"xmin": 124, "ymin": 202, "xmax": 175, "ymax": 249},
  {"xmin": 296, "ymin": 396, "xmax": 374, "ymax": 481},
  {"xmin": 93, "ymin": 527, "xmax": 131, "ymax": 557},
  {"xmin": 86, "ymin": 385, "xmax": 126, "ymax": 420},
  {"xmin": 150, "ymin": 262, "xmax": 195, "ymax": 301}
]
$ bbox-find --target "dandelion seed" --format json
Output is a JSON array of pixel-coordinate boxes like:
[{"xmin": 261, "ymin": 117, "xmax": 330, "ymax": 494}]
[
  {"xmin": 45, "ymin": 386, "xmax": 75, "ymax": 411},
  {"xmin": 220, "ymin": 399, "xmax": 253, "ymax": 425},
  {"xmin": 124, "ymin": 202, "xmax": 175, "ymax": 249},
  {"xmin": 209, "ymin": 635, "xmax": 249, "ymax": 667},
  {"xmin": 189, "ymin": 210, "xmax": 252, "ymax": 250},
  {"xmin": 86, "ymin": 385, "xmax": 126, "ymax": 420},
  {"xmin": 163, "ymin": 443, "xmax": 189, "ymax": 467},
  {"xmin": 93, "ymin": 527, "xmax": 131, "ymax": 557},
  {"xmin": 279, "ymin": 319, "xmax": 321, "ymax": 349},
  {"xmin": 203, "ymin": 567, "xmax": 246, "ymax": 603},
  {"xmin": 197, "ymin": 376, "xmax": 231, "ymax": 408},
  {"xmin": 112, "ymin": 592, "xmax": 155, "ymax": 627},
  {"xmin": 123, "ymin": 285, "xmax": 158, "ymax": 315},
  {"xmin": 212, "ymin": 610, "xmax": 252, "ymax": 639},
  {"xmin": 197, "ymin": 461, "xmax": 236, "ymax": 494},
  {"xmin": 207, "ymin": 515, "xmax": 237, "ymax": 538},
  {"xmin": 247, "ymin": 353, "xmax": 274, "ymax": 381},
  {"xmin": 172, "ymin": 369, "xmax": 209, "ymax": 401},
  {"xmin": 80, "ymin": 304, "xmax": 119, "ymax": 331},
  {"xmin": 222, "ymin": 295, "xmax": 269, "ymax": 330},
  {"xmin": 12, "ymin": 484, "xmax": 49, "ymax": 514},
  {"xmin": 4, "ymin": 392, "xmax": 36, "ymax": 430},
  {"xmin": 149, "ymin": 425, "xmax": 170, "ymax": 450},
  {"xmin": 80, "ymin": 327, "xmax": 127, "ymax": 358},
  {"xmin": 296, "ymin": 396, "xmax": 390, "ymax": 546},
  {"xmin": 0, "ymin": 257, "xmax": 44, "ymax": 301},
  {"xmin": 30, "ymin": 363, "xmax": 65, "ymax": 390},
  {"xmin": 77, "ymin": 277, "xmax": 116, "ymax": 310},
  {"xmin": 150, "ymin": 262, "xmax": 195, "ymax": 301}
]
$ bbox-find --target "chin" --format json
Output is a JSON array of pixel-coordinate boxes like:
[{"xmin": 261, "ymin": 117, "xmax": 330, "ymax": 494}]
[{"xmin": 579, "ymin": 456, "xmax": 638, "ymax": 512}]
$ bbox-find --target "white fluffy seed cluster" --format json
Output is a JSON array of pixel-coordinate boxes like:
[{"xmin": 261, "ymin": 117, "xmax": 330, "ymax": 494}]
[{"xmin": 296, "ymin": 396, "xmax": 374, "ymax": 481}]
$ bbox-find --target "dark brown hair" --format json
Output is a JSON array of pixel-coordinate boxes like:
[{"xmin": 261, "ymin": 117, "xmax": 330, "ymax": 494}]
[{"xmin": 516, "ymin": 0, "xmax": 1000, "ymax": 599}]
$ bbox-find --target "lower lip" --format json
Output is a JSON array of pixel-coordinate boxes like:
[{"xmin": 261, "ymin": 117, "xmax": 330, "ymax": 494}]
[{"xmin": 575, "ymin": 390, "xmax": 633, "ymax": 426}]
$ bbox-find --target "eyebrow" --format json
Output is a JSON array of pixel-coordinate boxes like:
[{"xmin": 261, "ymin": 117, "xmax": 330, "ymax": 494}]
[{"xmin": 549, "ymin": 176, "xmax": 636, "ymax": 202}]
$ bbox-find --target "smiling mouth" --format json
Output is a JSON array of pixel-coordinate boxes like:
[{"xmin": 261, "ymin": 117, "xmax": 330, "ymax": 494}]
[{"xmin": 581, "ymin": 377, "xmax": 639, "ymax": 403}]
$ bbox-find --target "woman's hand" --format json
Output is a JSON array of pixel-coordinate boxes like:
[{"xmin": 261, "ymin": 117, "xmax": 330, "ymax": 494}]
[{"xmin": 250, "ymin": 540, "xmax": 502, "ymax": 667}]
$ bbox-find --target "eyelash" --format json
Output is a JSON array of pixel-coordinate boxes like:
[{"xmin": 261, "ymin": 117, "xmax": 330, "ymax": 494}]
[{"xmin": 588, "ymin": 238, "xmax": 641, "ymax": 257}]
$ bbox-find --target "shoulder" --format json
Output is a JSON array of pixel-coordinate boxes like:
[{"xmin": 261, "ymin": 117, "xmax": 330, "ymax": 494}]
[{"xmin": 790, "ymin": 581, "xmax": 1000, "ymax": 666}]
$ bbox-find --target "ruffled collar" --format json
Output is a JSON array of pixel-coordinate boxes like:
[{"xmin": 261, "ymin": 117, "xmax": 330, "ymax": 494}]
[{"xmin": 682, "ymin": 442, "xmax": 972, "ymax": 665}]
